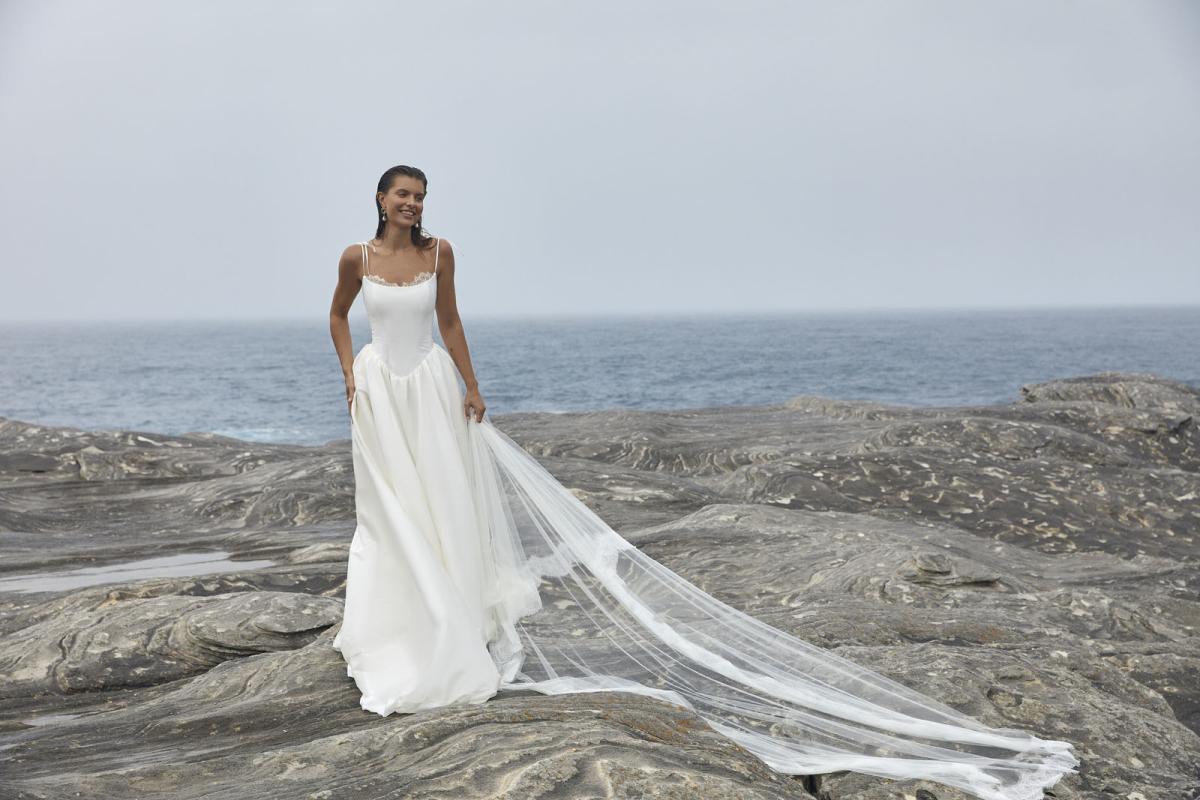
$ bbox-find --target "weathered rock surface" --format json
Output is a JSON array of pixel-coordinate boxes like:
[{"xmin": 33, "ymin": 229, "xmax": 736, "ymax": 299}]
[{"xmin": 0, "ymin": 370, "xmax": 1197, "ymax": 799}]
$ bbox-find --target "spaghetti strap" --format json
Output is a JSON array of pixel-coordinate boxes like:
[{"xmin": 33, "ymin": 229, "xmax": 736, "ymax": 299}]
[
  {"xmin": 434, "ymin": 237, "xmax": 440, "ymax": 274},
  {"xmin": 360, "ymin": 242, "xmax": 370, "ymax": 279}
]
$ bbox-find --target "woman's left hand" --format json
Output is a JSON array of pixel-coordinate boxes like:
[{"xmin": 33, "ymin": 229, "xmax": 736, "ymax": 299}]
[{"xmin": 464, "ymin": 387, "xmax": 487, "ymax": 423}]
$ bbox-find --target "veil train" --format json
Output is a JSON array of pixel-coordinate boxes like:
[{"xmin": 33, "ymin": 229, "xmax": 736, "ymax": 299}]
[{"xmin": 463, "ymin": 416, "xmax": 1079, "ymax": 800}]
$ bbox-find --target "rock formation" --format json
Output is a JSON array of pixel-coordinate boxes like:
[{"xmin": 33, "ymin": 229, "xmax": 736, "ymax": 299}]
[{"xmin": 0, "ymin": 371, "xmax": 1197, "ymax": 798}]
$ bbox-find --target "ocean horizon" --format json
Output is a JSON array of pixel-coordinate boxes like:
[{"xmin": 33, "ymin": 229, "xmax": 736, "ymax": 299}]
[{"xmin": 3, "ymin": 304, "xmax": 1197, "ymax": 447}]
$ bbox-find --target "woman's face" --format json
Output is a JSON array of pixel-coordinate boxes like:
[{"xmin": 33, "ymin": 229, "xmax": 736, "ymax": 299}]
[{"xmin": 379, "ymin": 176, "xmax": 426, "ymax": 228}]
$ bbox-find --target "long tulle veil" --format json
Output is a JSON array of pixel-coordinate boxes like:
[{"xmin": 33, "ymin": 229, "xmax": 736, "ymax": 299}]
[{"xmin": 463, "ymin": 415, "xmax": 1079, "ymax": 800}]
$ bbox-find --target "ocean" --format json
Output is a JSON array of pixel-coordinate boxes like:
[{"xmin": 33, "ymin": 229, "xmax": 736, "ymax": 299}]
[{"xmin": 2, "ymin": 306, "xmax": 1196, "ymax": 447}]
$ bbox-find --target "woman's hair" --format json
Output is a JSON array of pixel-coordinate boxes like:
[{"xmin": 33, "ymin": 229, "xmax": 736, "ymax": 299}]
[{"xmin": 373, "ymin": 165, "xmax": 435, "ymax": 248}]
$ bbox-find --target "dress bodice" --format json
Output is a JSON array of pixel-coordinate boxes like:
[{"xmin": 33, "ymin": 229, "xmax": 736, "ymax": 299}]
[{"xmin": 359, "ymin": 239, "xmax": 439, "ymax": 376}]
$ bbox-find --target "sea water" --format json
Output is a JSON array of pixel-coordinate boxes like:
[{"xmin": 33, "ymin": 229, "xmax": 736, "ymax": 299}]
[{"xmin": 1, "ymin": 306, "xmax": 1196, "ymax": 447}]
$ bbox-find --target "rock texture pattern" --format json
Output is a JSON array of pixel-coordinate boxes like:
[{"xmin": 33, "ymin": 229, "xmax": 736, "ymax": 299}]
[{"xmin": 0, "ymin": 371, "xmax": 1197, "ymax": 799}]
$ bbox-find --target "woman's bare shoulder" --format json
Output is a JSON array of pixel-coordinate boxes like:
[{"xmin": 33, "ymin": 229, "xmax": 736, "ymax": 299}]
[
  {"xmin": 338, "ymin": 242, "xmax": 366, "ymax": 276},
  {"xmin": 434, "ymin": 237, "xmax": 455, "ymax": 272}
]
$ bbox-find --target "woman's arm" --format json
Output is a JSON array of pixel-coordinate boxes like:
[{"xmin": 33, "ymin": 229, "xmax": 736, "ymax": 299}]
[
  {"xmin": 433, "ymin": 239, "xmax": 487, "ymax": 421},
  {"xmin": 329, "ymin": 244, "xmax": 363, "ymax": 412}
]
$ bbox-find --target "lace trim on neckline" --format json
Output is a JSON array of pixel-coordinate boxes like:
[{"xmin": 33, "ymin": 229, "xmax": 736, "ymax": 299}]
[{"xmin": 364, "ymin": 271, "xmax": 435, "ymax": 288}]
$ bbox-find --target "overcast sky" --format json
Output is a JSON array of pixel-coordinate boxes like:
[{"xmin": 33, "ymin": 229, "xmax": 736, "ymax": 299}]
[{"xmin": 2, "ymin": 0, "xmax": 1198, "ymax": 322}]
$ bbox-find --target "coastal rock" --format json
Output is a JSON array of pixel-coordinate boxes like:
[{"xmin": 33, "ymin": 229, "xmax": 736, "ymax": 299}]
[
  {"xmin": 0, "ymin": 590, "xmax": 340, "ymax": 696},
  {"xmin": 0, "ymin": 371, "xmax": 1198, "ymax": 798},
  {"xmin": 1020, "ymin": 371, "xmax": 1200, "ymax": 416}
]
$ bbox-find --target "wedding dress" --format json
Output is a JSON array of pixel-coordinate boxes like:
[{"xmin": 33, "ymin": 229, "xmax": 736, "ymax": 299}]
[{"xmin": 331, "ymin": 238, "xmax": 1079, "ymax": 800}]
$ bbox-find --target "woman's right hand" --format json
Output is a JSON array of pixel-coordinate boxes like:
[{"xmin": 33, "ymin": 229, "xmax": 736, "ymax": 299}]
[{"xmin": 345, "ymin": 379, "xmax": 356, "ymax": 415}]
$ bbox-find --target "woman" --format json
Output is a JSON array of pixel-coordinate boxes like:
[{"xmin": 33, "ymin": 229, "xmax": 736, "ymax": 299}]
[{"xmin": 327, "ymin": 165, "xmax": 1079, "ymax": 800}]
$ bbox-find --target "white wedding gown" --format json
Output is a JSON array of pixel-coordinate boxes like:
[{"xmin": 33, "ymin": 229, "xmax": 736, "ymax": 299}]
[{"xmin": 331, "ymin": 238, "xmax": 1079, "ymax": 800}]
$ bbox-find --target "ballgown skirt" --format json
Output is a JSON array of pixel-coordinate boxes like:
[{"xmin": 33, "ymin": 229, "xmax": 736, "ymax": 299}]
[{"xmin": 332, "ymin": 339, "xmax": 1079, "ymax": 800}]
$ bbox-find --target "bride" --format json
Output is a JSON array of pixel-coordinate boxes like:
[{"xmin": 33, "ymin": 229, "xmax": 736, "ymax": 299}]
[{"xmin": 326, "ymin": 165, "xmax": 1079, "ymax": 800}]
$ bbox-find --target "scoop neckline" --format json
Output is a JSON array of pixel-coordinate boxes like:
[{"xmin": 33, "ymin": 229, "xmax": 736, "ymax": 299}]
[{"xmin": 361, "ymin": 238, "xmax": 439, "ymax": 287}]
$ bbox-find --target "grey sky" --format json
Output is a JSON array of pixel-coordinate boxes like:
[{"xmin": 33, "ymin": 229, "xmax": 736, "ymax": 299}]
[{"xmin": 2, "ymin": 0, "xmax": 1198, "ymax": 322}]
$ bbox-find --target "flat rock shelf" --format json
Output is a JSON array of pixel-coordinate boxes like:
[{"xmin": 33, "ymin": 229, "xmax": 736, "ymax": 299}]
[{"xmin": 0, "ymin": 371, "xmax": 1197, "ymax": 799}]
